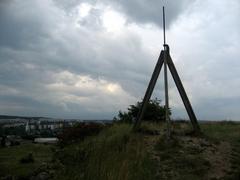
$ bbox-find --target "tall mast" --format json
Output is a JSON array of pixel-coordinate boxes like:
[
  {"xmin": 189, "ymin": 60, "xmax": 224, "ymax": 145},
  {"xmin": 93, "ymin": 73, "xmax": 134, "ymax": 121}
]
[
  {"xmin": 163, "ymin": 6, "xmax": 166, "ymax": 45},
  {"xmin": 163, "ymin": 6, "xmax": 171, "ymax": 138}
]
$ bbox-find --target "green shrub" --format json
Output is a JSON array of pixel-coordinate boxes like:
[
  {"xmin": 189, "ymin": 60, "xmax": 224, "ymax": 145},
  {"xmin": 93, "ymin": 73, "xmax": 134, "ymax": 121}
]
[{"xmin": 115, "ymin": 98, "xmax": 170, "ymax": 123}]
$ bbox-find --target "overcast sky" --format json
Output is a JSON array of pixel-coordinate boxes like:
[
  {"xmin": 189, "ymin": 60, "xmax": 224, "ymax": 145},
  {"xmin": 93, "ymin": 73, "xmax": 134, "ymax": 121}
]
[{"xmin": 0, "ymin": 0, "xmax": 239, "ymax": 120}]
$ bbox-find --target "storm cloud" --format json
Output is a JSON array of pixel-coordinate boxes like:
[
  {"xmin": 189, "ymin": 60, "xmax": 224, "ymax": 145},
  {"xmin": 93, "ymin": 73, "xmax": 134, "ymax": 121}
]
[
  {"xmin": 0, "ymin": 0, "xmax": 240, "ymax": 120},
  {"xmin": 53, "ymin": 0, "xmax": 194, "ymax": 27}
]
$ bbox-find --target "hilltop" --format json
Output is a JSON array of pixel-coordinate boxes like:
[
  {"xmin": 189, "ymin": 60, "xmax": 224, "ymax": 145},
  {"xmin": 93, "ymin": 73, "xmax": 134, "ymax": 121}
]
[{"xmin": 0, "ymin": 121, "xmax": 240, "ymax": 180}]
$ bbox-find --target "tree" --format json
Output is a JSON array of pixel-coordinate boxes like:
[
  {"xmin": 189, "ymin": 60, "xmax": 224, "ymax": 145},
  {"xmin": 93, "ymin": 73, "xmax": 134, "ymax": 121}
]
[{"xmin": 115, "ymin": 98, "xmax": 170, "ymax": 123}]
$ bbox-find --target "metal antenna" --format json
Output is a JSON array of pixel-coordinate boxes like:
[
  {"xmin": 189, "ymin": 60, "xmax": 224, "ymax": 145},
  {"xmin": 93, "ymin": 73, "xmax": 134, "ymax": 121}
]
[
  {"xmin": 163, "ymin": 6, "xmax": 171, "ymax": 138},
  {"xmin": 163, "ymin": 6, "xmax": 166, "ymax": 45}
]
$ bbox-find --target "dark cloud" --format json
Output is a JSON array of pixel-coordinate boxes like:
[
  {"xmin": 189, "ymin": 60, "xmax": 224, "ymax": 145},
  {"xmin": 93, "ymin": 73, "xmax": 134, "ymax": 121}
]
[
  {"xmin": 53, "ymin": 0, "xmax": 195, "ymax": 28},
  {"xmin": 0, "ymin": 0, "xmax": 240, "ymax": 120},
  {"xmin": 106, "ymin": 0, "xmax": 195, "ymax": 28},
  {"xmin": 0, "ymin": 1, "xmax": 59, "ymax": 50}
]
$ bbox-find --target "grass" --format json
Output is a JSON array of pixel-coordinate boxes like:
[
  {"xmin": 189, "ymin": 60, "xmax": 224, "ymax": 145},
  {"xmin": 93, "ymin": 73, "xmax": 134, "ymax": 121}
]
[
  {"xmin": 201, "ymin": 121, "xmax": 240, "ymax": 142},
  {"xmin": 0, "ymin": 142, "xmax": 53, "ymax": 178},
  {"xmin": 54, "ymin": 124, "xmax": 157, "ymax": 180}
]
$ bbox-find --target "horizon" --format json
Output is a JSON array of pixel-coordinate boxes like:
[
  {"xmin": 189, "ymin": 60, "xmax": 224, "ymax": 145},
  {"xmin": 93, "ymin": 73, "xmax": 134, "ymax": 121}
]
[{"xmin": 0, "ymin": 114, "xmax": 239, "ymax": 122}]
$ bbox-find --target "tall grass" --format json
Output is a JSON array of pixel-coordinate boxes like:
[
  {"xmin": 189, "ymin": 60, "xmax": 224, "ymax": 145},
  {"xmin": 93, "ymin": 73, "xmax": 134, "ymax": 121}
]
[{"xmin": 55, "ymin": 124, "xmax": 156, "ymax": 180}]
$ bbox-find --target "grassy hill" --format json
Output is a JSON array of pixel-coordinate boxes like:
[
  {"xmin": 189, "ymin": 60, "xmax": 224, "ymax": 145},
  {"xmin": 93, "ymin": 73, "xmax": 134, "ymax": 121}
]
[
  {"xmin": 0, "ymin": 115, "xmax": 46, "ymax": 120},
  {"xmin": 0, "ymin": 121, "xmax": 240, "ymax": 179}
]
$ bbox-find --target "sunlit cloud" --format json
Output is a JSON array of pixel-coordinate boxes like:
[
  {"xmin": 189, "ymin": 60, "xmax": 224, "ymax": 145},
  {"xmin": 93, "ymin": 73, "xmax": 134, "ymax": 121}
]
[{"xmin": 102, "ymin": 9, "xmax": 126, "ymax": 33}]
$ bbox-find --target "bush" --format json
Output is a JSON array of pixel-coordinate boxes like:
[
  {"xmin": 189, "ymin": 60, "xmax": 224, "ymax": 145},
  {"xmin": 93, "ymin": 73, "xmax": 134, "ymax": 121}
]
[
  {"xmin": 19, "ymin": 153, "xmax": 34, "ymax": 164},
  {"xmin": 115, "ymin": 98, "xmax": 170, "ymax": 123},
  {"xmin": 57, "ymin": 123, "xmax": 106, "ymax": 145}
]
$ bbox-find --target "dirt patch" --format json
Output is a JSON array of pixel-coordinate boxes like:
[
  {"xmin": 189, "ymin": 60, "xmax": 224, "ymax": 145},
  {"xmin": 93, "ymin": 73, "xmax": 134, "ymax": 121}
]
[
  {"xmin": 144, "ymin": 135, "xmax": 161, "ymax": 160},
  {"xmin": 180, "ymin": 136, "xmax": 232, "ymax": 179},
  {"xmin": 144, "ymin": 133, "xmax": 232, "ymax": 180},
  {"xmin": 205, "ymin": 141, "xmax": 232, "ymax": 179}
]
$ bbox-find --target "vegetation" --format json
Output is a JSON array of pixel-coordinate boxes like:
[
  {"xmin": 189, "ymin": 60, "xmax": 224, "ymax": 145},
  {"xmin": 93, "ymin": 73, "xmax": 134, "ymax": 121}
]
[
  {"xmin": 0, "ymin": 121, "xmax": 240, "ymax": 179},
  {"xmin": 1, "ymin": 125, "xmax": 26, "ymax": 136},
  {"xmin": 54, "ymin": 124, "xmax": 156, "ymax": 180},
  {"xmin": 0, "ymin": 143, "xmax": 53, "ymax": 179},
  {"xmin": 53, "ymin": 122, "xmax": 240, "ymax": 179},
  {"xmin": 57, "ymin": 122, "xmax": 106, "ymax": 145},
  {"xmin": 114, "ymin": 98, "xmax": 170, "ymax": 123}
]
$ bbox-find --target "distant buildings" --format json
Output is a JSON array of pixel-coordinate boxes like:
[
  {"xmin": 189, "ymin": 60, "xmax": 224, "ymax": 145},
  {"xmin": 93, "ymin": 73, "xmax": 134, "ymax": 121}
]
[
  {"xmin": 34, "ymin": 137, "xmax": 59, "ymax": 144},
  {"xmin": 25, "ymin": 120, "xmax": 65, "ymax": 132},
  {"xmin": 3, "ymin": 122, "xmax": 25, "ymax": 128},
  {"xmin": 1, "ymin": 117, "xmax": 112, "ymax": 139}
]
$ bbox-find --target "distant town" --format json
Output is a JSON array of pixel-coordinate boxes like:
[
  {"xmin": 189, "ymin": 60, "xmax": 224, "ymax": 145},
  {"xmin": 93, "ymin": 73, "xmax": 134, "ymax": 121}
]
[{"xmin": 0, "ymin": 115, "xmax": 112, "ymax": 147}]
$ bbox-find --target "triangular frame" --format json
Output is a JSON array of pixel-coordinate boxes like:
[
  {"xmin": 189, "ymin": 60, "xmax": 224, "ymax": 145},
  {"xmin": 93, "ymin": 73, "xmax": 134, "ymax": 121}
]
[{"xmin": 133, "ymin": 45, "xmax": 201, "ymax": 133}]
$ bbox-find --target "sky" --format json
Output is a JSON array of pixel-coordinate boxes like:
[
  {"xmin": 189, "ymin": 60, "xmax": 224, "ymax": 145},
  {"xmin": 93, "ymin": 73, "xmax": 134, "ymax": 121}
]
[{"xmin": 0, "ymin": 0, "xmax": 240, "ymax": 120}]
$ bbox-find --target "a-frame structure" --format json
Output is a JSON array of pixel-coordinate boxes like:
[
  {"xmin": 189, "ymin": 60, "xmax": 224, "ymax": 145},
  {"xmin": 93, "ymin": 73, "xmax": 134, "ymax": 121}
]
[{"xmin": 133, "ymin": 7, "xmax": 201, "ymax": 134}]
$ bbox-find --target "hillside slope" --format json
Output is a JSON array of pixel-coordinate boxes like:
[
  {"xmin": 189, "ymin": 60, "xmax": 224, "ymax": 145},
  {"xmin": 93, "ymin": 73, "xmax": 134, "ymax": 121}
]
[
  {"xmin": 0, "ymin": 122, "xmax": 240, "ymax": 179},
  {"xmin": 53, "ymin": 122, "xmax": 240, "ymax": 180}
]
